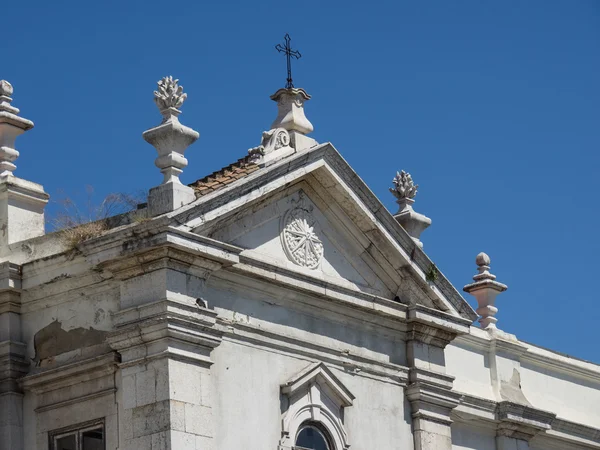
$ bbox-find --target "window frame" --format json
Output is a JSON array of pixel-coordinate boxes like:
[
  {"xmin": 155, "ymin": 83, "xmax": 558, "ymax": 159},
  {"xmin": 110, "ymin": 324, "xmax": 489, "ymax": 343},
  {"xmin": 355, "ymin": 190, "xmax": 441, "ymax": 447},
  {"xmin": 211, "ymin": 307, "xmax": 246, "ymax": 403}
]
[
  {"xmin": 295, "ymin": 421, "xmax": 335, "ymax": 450},
  {"xmin": 49, "ymin": 418, "xmax": 105, "ymax": 450}
]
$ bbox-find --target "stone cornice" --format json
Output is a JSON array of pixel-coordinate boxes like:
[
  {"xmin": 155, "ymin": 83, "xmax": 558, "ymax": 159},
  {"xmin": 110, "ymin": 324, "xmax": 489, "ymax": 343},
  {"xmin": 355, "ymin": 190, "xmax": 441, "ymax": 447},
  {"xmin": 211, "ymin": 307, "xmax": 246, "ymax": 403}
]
[
  {"xmin": 454, "ymin": 330, "xmax": 600, "ymax": 384},
  {"xmin": 228, "ymin": 255, "xmax": 410, "ymax": 327},
  {"xmin": 0, "ymin": 341, "xmax": 28, "ymax": 393},
  {"xmin": 218, "ymin": 317, "xmax": 409, "ymax": 385},
  {"xmin": 406, "ymin": 381, "xmax": 463, "ymax": 425},
  {"xmin": 406, "ymin": 305, "xmax": 472, "ymax": 347},
  {"xmin": 20, "ymin": 352, "xmax": 119, "ymax": 394},
  {"xmin": 0, "ymin": 261, "xmax": 22, "ymax": 315},
  {"xmin": 548, "ymin": 418, "xmax": 600, "ymax": 448},
  {"xmin": 82, "ymin": 222, "xmax": 470, "ymax": 342},
  {"xmin": 87, "ymin": 226, "xmax": 240, "ymax": 279},
  {"xmin": 521, "ymin": 346, "xmax": 600, "ymax": 384},
  {"xmin": 408, "ymin": 367, "xmax": 456, "ymax": 391},
  {"xmin": 108, "ymin": 299, "xmax": 223, "ymax": 368},
  {"xmin": 453, "ymin": 393, "xmax": 600, "ymax": 449},
  {"xmin": 496, "ymin": 401, "xmax": 556, "ymax": 441}
]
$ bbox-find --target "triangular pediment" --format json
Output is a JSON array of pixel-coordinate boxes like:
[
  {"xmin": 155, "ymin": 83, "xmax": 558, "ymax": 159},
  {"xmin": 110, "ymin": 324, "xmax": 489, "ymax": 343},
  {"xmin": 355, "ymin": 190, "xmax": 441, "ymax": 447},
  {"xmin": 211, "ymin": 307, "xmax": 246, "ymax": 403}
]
[
  {"xmin": 207, "ymin": 187, "xmax": 392, "ymax": 297},
  {"xmin": 173, "ymin": 143, "xmax": 477, "ymax": 322},
  {"xmin": 281, "ymin": 362, "xmax": 354, "ymax": 408}
]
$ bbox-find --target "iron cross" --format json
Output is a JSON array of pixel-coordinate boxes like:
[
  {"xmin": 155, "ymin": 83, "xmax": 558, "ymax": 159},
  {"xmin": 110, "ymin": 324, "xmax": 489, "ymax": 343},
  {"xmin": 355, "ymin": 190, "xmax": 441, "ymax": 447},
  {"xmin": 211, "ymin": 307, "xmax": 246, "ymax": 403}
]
[{"xmin": 276, "ymin": 34, "xmax": 301, "ymax": 89}]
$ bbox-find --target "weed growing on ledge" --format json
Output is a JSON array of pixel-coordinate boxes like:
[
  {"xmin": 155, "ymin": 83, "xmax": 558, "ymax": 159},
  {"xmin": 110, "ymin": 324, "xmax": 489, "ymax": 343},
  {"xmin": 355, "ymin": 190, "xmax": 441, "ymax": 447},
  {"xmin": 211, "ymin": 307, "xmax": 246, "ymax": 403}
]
[
  {"xmin": 425, "ymin": 263, "xmax": 439, "ymax": 283},
  {"xmin": 49, "ymin": 186, "xmax": 143, "ymax": 250}
]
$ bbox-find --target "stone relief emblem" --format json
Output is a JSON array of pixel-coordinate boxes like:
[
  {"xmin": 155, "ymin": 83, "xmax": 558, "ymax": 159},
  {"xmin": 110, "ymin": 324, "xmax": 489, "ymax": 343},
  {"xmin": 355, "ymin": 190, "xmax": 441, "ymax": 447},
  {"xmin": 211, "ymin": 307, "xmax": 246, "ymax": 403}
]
[
  {"xmin": 248, "ymin": 128, "xmax": 291, "ymax": 161},
  {"xmin": 281, "ymin": 208, "xmax": 324, "ymax": 269}
]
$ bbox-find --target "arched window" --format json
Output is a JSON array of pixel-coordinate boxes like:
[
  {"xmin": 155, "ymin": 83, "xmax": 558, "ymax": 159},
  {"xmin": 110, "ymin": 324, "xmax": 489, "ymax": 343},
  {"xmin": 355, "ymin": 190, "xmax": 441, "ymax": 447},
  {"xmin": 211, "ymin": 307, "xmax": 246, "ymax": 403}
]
[{"xmin": 295, "ymin": 422, "xmax": 334, "ymax": 450}]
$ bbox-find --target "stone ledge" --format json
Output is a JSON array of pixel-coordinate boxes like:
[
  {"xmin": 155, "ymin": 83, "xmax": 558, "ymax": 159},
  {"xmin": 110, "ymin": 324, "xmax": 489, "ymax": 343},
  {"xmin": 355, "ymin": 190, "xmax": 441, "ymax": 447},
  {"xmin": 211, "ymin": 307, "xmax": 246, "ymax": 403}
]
[
  {"xmin": 406, "ymin": 382, "xmax": 463, "ymax": 425},
  {"xmin": 35, "ymin": 387, "xmax": 117, "ymax": 413},
  {"xmin": 218, "ymin": 318, "xmax": 409, "ymax": 385},
  {"xmin": 108, "ymin": 309, "xmax": 223, "ymax": 369},
  {"xmin": 452, "ymin": 392, "xmax": 600, "ymax": 448},
  {"xmin": 497, "ymin": 401, "xmax": 556, "ymax": 441},
  {"xmin": 20, "ymin": 352, "xmax": 119, "ymax": 394}
]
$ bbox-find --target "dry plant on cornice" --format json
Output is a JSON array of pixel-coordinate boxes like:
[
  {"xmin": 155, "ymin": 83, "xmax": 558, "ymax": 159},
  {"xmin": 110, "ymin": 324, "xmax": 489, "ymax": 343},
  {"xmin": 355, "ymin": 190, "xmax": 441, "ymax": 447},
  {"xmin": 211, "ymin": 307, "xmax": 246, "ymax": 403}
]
[{"xmin": 50, "ymin": 186, "xmax": 143, "ymax": 251}]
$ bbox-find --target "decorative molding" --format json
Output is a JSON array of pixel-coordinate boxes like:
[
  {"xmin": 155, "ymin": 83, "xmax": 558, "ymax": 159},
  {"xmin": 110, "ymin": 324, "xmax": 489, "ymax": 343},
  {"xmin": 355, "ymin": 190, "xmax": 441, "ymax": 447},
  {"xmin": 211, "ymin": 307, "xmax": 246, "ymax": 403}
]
[
  {"xmin": 453, "ymin": 393, "xmax": 600, "ymax": 449},
  {"xmin": 20, "ymin": 353, "xmax": 119, "ymax": 394},
  {"xmin": 550, "ymin": 418, "xmax": 600, "ymax": 446},
  {"xmin": 520, "ymin": 347, "xmax": 600, "ymax": 384},
  {"xmin": 35, "ymin": 388, "xmax": 117, "ymax": 413},
  {"xmin": 406, "ymin": 382, "xmax": 463, "ymax": 426},
  {"xmin": 279, "ymin": 362, "xmax": 352, "ymax": 450},
  {"xmin": 0, "ymin": 341, "xmax": 29, "ymax": 393},
  {"xmin": 108, "ymin": 299, "xmax": 223, "ymax": 369},
  {"xmin": 406, "ymin": 304, "xmax": 472, "ymax": 348},
  {"xmin": 281, "ymin": 362, "xmax": 355, "ymax": 407},
  {"xmin": 281, "ymin": 207, "xmax": 324, "ymax": 270},
  {"xmin": 248, "ymin": 128, "xmax": 294, "ymax": 167},
  {"xmin": 496, "ymin": 401, "xmax": 556, "ymax": 441}
]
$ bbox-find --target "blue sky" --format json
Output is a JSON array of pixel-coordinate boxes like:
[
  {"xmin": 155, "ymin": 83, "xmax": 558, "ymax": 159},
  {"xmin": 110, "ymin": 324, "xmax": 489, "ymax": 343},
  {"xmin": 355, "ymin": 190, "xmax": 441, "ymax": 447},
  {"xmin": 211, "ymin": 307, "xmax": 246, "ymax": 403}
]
[{"xmin": 3, "ymin": 1, "xmax": 599, "ymax": 362}]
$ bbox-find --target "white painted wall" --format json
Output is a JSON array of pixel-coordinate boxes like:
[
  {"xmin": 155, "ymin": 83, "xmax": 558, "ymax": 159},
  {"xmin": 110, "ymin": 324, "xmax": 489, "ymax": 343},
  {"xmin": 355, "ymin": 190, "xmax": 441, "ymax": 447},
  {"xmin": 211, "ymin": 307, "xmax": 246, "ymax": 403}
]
[
  {"xmin": 211, "ymin": 341, "xmax": 412, "ymax": 450},
  {"xmin": 446, "ymin": 339, "xmax": 495, "ymax": 401}
]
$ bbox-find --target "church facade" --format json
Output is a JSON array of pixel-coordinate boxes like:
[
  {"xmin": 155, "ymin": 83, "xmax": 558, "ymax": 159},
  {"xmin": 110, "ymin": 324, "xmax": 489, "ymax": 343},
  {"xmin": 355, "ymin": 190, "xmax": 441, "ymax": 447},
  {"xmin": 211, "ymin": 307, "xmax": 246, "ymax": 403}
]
[{"xmin": 0, "ymin": 76, "xmax": 598, "ymax": 450}]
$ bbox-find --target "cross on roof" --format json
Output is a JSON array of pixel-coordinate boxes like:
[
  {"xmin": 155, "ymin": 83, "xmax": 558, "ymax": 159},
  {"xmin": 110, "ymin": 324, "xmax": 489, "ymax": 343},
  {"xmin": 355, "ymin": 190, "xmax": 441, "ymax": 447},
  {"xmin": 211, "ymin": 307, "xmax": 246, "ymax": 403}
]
[{"xmin": 275, "ymin": 34, "xmax": 301, "ymax": 89}]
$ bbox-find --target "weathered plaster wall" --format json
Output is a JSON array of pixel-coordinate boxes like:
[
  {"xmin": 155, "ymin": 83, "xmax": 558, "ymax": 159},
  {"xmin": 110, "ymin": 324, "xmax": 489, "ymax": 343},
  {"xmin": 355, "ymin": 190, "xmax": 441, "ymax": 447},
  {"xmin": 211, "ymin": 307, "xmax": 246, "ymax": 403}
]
[{"xmin": 19, "ymin": 256, "xmax": 118, "ymax": 369}]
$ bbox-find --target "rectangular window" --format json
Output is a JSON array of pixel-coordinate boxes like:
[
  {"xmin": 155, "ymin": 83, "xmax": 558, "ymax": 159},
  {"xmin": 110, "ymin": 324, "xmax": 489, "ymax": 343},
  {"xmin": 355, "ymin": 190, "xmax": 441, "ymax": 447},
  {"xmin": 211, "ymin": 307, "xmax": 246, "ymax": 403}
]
[{"xmin": 50, "ymin": 420, "xmax": 104, "ymax": 450}]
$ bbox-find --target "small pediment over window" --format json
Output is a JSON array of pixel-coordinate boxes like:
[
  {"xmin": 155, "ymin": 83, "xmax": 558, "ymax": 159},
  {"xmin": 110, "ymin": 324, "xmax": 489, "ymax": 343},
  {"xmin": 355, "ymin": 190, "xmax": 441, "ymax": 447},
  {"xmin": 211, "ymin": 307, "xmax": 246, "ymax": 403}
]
[
  {"xmin": 282, "ymin": 362, "xmax": 355, "ymax": 408},
  {"xmin": 279, "ymin": 363, "xmax": 354, "ymax": 450}
]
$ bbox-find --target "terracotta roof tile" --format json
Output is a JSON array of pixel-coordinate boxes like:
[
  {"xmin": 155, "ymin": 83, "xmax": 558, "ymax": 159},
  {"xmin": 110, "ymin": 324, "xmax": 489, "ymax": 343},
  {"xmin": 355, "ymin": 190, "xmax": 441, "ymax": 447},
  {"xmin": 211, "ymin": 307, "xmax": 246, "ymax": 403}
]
[{"xmin": 189, "ymin": 155, "xmax": 260, "ymax": 197}]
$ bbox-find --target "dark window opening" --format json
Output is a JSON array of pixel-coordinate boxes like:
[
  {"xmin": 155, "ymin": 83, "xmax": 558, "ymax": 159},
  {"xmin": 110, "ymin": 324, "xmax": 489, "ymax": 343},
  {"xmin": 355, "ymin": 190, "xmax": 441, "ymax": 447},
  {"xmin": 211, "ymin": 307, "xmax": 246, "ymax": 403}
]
[
  {"xmin": 50, "ymin": 421, "xmax": 104, "ymax": 450},
  {"xmin": 295, "ymin": 422, "xmax": 333, "ymax": 450}
]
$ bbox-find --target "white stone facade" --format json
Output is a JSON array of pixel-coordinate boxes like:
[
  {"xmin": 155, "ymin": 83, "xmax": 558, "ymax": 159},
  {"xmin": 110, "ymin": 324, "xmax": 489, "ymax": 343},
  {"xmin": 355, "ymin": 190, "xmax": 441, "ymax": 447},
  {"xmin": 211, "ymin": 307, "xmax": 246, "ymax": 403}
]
[{"xmin": 0, "ymin": 79, "xmax": 598, "ymax": 450}]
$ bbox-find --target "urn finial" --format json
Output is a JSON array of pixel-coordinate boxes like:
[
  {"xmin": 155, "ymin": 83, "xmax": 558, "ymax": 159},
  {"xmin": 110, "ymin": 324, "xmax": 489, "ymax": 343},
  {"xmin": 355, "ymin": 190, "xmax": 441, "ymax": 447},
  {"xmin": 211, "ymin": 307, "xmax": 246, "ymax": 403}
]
[
  {"xmin": 143, "ymin": 76, "xmax": 198, "ymax": 216},
  {"xmin": 143, "ymin": 76, "xmax": 198, "ymax": 185},
  {"xmin": 390, "ymin": 170, "xmax": 431, "ymax": 248},
  {"xmin": 153, "ymin": 76, "xmax": 188, "ymax": 121},
  {"xmin": 0, "ymin": 80, "xmax": 49, "ymax": 246},
  {"xmin": 0, "ymin": 80, "xmax": 34, "ymax": 177},
  {"xmin": 463, "ymin": 252, "xmax": 508, "ymax": 330},
  {"xmin": 390, "ymin": 170, "xmax": 418, "ymax": 200}
]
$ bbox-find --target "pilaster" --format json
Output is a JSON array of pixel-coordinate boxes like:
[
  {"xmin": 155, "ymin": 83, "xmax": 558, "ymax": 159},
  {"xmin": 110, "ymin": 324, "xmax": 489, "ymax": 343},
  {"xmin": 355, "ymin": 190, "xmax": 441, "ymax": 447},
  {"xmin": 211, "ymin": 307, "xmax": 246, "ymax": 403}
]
[
  {"xmin": 405, "ymin": 306, "xmax": 470, "ymax": 450},
  {"xmin": 104, "ymin": 246, "xmax": 224, "ymax": 449},
  {"xmin": 0, "ymin": 262, "xmax": 27, "ymax": 450}
]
